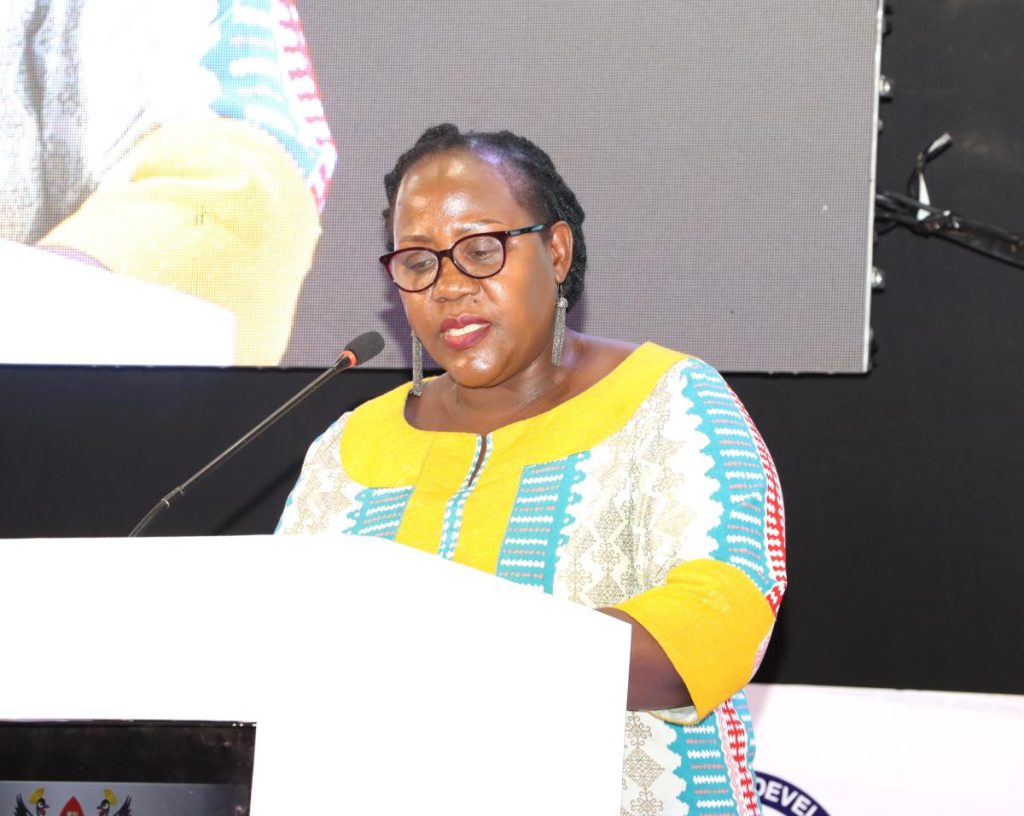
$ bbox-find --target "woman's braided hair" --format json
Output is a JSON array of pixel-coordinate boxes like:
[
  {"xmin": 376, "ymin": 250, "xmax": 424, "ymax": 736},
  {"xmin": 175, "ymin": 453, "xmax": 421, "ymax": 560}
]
[{"xmin": 383, "ymin": 124, "xmax": 587, "ymax": 311}]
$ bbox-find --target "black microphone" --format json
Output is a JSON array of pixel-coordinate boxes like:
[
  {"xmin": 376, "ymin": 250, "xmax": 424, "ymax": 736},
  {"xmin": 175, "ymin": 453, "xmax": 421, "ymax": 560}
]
[{"xmin": 128, "ymin": 331, "xmax": 385, "ymax": 537}]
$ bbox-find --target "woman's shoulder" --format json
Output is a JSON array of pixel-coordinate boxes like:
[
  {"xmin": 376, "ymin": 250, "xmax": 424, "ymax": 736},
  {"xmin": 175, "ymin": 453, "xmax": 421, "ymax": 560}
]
[
  {"xmin": 573, "ymin": 335, "xmax": 701, "ymax": 389},
  {"xmin": 299, "ymin": 381, "xmax": 414, "ymax": 463},
  {"xmin": 575, "ymin": 338, "xmax": 732, "ymax": 426},
  {"xmin": 542, "ymin": 338, "xmax": 696, "ymax": 434}
]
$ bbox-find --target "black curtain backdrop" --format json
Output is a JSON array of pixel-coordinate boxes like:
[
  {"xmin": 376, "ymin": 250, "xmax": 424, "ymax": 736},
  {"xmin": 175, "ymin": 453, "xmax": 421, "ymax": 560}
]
[{"xmin": 2, "ymin": 1, "xmax": 1022, "ymax": 695}]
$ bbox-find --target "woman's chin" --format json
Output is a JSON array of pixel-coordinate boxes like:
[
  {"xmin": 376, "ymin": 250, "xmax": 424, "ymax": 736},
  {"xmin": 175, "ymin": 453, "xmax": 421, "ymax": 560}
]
[
  {"xmin": 441, "ymin": 354, "xmax": 506, "ymax": 390},
  {"xmin": 446, "ymin": 368, "xmax": 500, "ymax": 391}
]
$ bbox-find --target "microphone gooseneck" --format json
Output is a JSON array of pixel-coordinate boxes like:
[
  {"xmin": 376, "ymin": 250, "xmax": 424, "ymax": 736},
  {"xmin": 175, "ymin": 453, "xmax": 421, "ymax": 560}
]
[{"xmin": 128, "ymin": 331, "xmax": 385, "ymax": 537}]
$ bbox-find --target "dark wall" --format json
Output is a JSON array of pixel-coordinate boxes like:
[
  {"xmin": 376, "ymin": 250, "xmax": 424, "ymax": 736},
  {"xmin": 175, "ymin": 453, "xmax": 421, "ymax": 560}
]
[
  {"xmin": 2, "ymin": 1, "xmax": 1021, "ymax": 696},
  {"xmin": 744, "ymin": 0, "xmax": 1024, "ymax": 694}
]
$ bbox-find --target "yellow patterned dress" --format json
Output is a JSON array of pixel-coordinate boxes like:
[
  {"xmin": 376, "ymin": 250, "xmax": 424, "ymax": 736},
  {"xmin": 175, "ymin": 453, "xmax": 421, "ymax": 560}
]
[{"xmin": 277, "ymin": 343, "xmax": 787, "ymax": 815}]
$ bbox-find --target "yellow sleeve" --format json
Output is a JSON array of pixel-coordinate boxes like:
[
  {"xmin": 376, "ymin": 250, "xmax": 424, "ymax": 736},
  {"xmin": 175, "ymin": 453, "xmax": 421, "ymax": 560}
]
[
  {"xmin": 39, "ymin": 116, "xmax": 321, "ymax": 366},
  {"xmin": 614, "ymin": 559, "xmax": 777, "ymax": 722}
]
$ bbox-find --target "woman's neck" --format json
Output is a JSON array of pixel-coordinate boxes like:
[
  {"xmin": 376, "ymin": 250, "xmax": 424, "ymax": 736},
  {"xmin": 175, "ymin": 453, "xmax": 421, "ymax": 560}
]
[
  {"xmin": 440, "ymin": 333, "xmax": 580, "ymax": 434},
  {"xmin": 406, "ymin": 332, "xmax": 637, "ymax": 435}
]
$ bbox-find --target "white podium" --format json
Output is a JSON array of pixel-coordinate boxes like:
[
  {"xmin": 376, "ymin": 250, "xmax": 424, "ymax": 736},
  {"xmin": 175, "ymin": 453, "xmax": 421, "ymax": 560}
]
[{"xmin": 0, "ymin": 535, "xmax": 631, "ymax": 815}]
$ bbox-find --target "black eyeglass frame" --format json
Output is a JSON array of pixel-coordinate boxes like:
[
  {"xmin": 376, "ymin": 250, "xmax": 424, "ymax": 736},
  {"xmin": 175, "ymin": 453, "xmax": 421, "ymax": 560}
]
[{"xmin": 379, "ymin": 223, "xmax": 550, "ymax": 293}]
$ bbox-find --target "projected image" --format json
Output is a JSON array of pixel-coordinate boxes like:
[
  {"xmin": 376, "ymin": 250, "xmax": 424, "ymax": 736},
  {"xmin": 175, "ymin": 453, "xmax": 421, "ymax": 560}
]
[
  {"xmin": 0, "ymin": 0, "xmax": 335, "ymax": 366},
  {"xmin": 287, "ymin": 0, "xmax": 881, "ymax": 374},
  {"xmin": 1, "ymin": 1, "xmax": 881, "ymax": 372}
]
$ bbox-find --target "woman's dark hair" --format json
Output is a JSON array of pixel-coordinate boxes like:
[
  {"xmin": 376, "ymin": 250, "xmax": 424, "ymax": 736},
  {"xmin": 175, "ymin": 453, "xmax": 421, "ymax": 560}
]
[{"xmin": 383, "ymin": 124, "xmax": 587, "ymax": 311}]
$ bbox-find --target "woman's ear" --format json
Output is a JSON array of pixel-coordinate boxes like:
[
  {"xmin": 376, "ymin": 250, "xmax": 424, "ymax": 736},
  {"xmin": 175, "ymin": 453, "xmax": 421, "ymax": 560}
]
[{"xmin": 548, "ymin": 221, "xmax": 573, "ymax": 284}]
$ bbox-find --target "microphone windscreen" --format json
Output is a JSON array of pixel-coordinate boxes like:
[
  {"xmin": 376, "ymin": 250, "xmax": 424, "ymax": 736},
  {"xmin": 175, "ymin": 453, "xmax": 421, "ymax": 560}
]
[{"xmin": 346, "ymin": 331, "xmax": 385, "ymax": 365}]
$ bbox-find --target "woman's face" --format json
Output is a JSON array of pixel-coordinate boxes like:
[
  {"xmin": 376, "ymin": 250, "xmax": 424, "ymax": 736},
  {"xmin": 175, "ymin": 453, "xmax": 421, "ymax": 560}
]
[{"xmin": 392, "ymin": 150, "xmax": 572, "ymax": 391}]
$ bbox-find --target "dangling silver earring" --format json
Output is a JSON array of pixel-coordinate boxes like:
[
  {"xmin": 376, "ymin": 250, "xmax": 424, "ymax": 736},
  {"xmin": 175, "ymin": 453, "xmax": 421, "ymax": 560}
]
[
  {"xmin": 551, "ymin": 284, "xmax": 568, "ymax": 367},
  {"xmin": 411, "ymin": 332, "xmax": 424, "ymax": 396}
]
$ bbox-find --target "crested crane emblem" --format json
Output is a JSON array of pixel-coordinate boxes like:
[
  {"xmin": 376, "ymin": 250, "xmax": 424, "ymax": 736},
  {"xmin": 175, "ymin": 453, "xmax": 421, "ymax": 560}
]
[
  {"xmin": 96, "ymin": 790, "xmax": 131, "ymax": 816},
  {"xmin": 12, "ymin": 789, "xmax": 132, "ymax": 816},
  {"xmin": 14, "ymin": 788, "xmax": 49, "ymax": 816}
]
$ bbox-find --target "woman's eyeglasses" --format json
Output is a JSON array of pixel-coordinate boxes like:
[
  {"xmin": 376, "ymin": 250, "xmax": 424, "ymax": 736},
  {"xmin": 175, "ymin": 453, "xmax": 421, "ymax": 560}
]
[{"xmin": 380, "ymin": 223, "xmax": 549, "ymax": 293}]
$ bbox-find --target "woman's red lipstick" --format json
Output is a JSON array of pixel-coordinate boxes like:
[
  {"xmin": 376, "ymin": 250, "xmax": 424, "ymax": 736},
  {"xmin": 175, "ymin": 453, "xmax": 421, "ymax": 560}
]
[{"xmin": 440, "ymin": 314, "xmax": 491, "ymax": 350}]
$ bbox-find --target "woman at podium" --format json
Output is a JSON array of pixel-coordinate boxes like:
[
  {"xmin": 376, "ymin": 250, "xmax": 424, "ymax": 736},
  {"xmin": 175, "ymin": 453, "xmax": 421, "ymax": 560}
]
[{"xmin": 278, "ymin": 124, "xmax": 786, "ymax": 816}]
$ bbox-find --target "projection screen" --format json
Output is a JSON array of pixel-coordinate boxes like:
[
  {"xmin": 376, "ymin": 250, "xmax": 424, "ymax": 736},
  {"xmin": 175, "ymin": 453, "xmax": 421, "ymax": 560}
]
[{"xmin": 0, "ymin": 0, "xmax": 882, "ymax": 373}]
